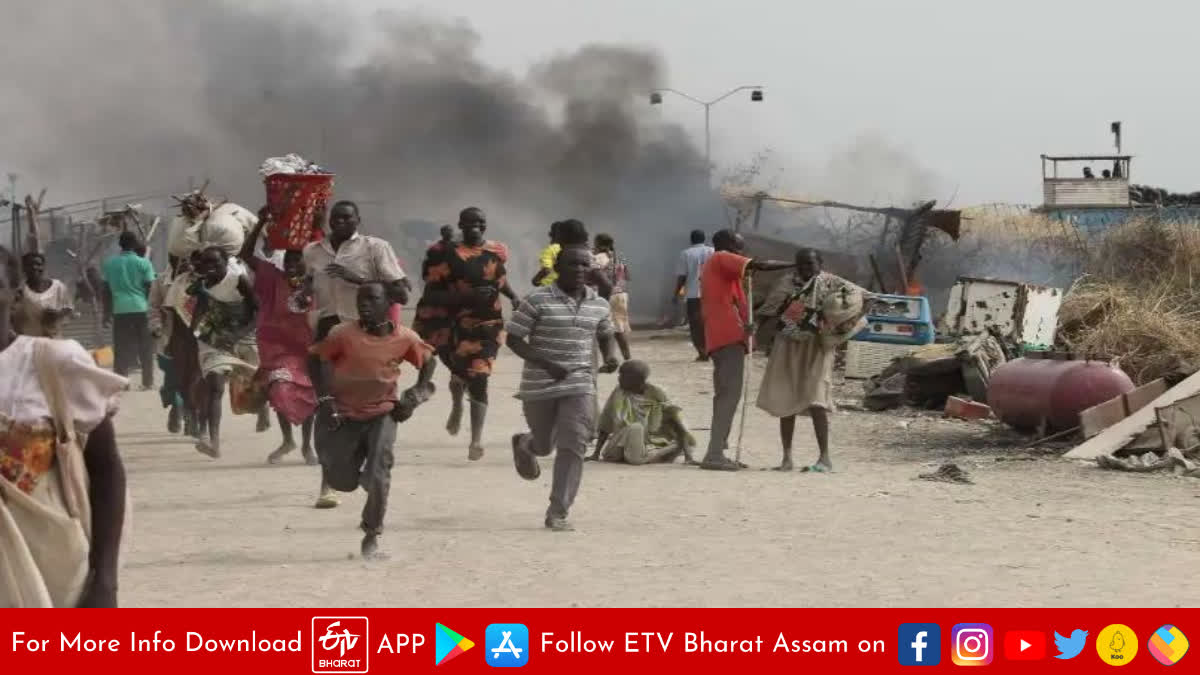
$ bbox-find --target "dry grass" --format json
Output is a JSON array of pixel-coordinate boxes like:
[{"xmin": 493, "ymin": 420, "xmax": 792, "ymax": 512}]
[{"xmin": 1057, "ymin": 219, "xmax": 1200, "ymax": 383}]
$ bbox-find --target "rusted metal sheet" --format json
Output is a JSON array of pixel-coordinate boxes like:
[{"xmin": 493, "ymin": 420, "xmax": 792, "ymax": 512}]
[
  {"xmin": 1043, "ymin": 178, "xmax": 1130, "ymax": 207},
  {"xmin": 940, "ymin": 277, "xmax": 1062, "ymax": 349}
]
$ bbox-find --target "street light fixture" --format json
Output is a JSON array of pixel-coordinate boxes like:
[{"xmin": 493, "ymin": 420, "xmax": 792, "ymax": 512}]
[{"xmin": 649, "ymin": 85, "xmax": 765, "ymax": 176}]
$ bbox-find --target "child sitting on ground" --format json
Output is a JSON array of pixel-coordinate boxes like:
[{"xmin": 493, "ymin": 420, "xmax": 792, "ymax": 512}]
[{"xmin": 588, "ymin": 360, "xmax": 696, "ymax": 465}]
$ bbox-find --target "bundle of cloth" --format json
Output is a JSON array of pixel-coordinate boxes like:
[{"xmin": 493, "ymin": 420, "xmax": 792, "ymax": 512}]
[{"xmin": 167, "ymin": 196, "xmax": 258, "ymax": 260}]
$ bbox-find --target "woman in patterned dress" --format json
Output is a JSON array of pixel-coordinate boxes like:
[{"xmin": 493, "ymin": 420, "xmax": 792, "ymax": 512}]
[
  {"xmin": 413, "ymin": 207, "xmax": 516, "ymax": 461},
  {"xmin": 755, "ymin": 248, "xmax": 867, "ymax": 473}
]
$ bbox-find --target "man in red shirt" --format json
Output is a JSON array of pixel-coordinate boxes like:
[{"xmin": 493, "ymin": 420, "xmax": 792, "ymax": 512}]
[
  {"xmin": 698, "ymin": 229, "xmax": 794, "ymax": 471},
  {"xmin": 311, "ymin": 282, "xmax": 436, "ymax": 558}
]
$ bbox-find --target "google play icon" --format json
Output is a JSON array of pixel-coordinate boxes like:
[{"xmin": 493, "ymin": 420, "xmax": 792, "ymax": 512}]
[{"xmin": 435, "ymin": 623, "xmax": 475, "ymax": 666}]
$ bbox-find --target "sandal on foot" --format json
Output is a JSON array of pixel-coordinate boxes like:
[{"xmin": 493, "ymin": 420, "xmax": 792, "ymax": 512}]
[{"xmin": 511, "ymin": 434, "xmax": 541, "ymax": 480}]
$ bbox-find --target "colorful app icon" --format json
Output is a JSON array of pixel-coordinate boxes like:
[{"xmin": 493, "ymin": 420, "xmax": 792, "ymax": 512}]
[
  {"xmin": 1003, "ymin": 631, "xmax": 1046, "ymax": 660},
  {"xmin": 1096, "ymin": 624, "xmax": 1138, "ymax": 667},
  {"xmin": 1054, "ymin": 630, "xmax": 1088, "ymax": 660},
  {"xmin": 435, "ymin": 623, "xmax": 475, "ymax": 666},
  {"xmin": 485, "ymin": 624, "xmax": 529, "ymax": 668},
  {"xmin": 1148, "ymin": 625, "xmax": 1188, "ymax": 666},
  {"xmin": 951, "ymin": 624, "xmax": 993, "ymax": 666},
  {"xmin": 898, "ymin": 624, "xmax": 941, "ymax": 666}
]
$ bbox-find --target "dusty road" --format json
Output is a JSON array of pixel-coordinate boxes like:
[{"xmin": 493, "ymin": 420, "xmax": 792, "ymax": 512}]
[{"xmin": 117, "ymin": 332, "xmax": 1200, "ymax": 607}]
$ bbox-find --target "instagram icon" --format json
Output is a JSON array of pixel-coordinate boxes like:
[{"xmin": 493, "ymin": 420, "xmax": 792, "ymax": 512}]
[{"xmin": 951, "ymin": 624, "xmax": 994, "ymax": 666}]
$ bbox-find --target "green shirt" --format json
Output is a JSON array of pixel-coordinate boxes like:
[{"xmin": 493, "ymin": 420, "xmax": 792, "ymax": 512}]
[
  {"xmin": 598, "ymin": 383, "xmax": 694, "ymax": 447},
  {"xmin": 101, "ymin": 251, "xmax": 156, "ymax": 315}
]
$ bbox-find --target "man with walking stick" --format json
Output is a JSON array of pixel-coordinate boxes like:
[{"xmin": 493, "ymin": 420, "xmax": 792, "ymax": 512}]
[{"xmin": 697, "ymin": 229, "xmax": 794, "ymax": 471}]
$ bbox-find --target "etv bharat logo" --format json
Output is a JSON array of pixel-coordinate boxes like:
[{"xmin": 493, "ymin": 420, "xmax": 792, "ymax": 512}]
[{"xmin": 312, "ymin": 617, "xmax": 370, "ymax": 674}]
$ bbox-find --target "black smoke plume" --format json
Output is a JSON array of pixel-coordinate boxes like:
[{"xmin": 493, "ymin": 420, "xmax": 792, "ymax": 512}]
[{"xmin": 2, "ymin": 1, "xmax": 719, "ymax": 316}]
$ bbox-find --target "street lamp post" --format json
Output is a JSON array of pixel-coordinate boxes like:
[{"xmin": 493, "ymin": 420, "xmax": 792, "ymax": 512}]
[{"xmin": 650, "ymin": 85, "xmax": 764, "ymax": 176}]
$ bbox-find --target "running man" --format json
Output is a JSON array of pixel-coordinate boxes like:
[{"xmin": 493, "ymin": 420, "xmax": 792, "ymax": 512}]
[{"xmin": 506, "ymin": 245, "xmax": 620, "ymax": 531}]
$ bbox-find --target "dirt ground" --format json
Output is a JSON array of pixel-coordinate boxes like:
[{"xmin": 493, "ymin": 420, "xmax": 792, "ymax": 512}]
[{"xmin": 117, "ymin": 330, "xmax": 1200, "ymax": 608}]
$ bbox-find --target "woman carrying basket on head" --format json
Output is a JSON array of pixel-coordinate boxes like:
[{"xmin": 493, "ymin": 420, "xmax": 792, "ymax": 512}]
[{"xmin": 0, "ymin": 246, "xmax": 129, "ymax": 607}]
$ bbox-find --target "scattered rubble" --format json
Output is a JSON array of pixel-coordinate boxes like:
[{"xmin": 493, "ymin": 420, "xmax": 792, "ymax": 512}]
[
  {"xmin": 861, "ymin": 333, "xmax": 1006, "ymax": 412},
  {"xmin": 1096, "ymin": 447, "xmax": 1200, "ymax": 478}
]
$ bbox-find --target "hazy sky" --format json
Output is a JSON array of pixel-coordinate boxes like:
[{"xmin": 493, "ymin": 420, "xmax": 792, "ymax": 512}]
[{"xmin": 370, "ymin": 0, "xmax": 1194, "ymax": 206}]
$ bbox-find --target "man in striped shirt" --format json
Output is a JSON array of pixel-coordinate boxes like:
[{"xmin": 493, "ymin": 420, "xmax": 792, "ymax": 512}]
[{"xmin": 506, "ymin": 245, "xmax": 620, "ymax": 531}]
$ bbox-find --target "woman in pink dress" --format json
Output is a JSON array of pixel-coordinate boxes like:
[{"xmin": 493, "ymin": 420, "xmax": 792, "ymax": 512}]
[{"xmin": 240, "ymin": 215, "xmax": 318, "ymax": 464}]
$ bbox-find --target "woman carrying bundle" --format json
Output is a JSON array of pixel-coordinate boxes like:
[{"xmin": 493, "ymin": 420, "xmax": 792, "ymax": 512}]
[
  {"xmin": 755, "ymin": 248, "xmax": 867, "ymax": 473},
  {"xmin": 0, "ymin": 246, "xmax": 129, "ymax": 607}
]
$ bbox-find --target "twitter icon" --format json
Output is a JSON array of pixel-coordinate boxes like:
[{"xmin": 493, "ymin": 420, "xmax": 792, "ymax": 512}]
[{"xmin": 1054, "ymin": 630, "xmax": 1088, "ymax": 660}]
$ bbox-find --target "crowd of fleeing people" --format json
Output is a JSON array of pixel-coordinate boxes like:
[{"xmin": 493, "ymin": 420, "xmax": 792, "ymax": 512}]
[{"xmin": 0, "ymin": 191, "xmax": 869, "ymax": 605}]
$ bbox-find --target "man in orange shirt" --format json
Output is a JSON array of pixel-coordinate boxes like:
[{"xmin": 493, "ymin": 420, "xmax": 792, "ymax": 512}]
[
  {"xmin": 311, "ymin": 282, "xmax": 436, "ymax": 558},
  {"xmin": 698, "ymin": 229, "xmax": 794, "ymax": 471}
]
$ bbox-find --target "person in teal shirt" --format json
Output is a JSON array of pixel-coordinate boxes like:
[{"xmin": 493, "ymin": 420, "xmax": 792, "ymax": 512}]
[{"xmin": 102, "ymin": 231, "xmax": 156, "ymax": 388}]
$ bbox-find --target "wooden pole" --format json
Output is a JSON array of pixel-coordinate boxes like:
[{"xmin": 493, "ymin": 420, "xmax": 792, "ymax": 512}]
[
  {"xmin": 11, "ymin": 203, "xmax": 22, "ymax": 258},
  {"xmin": 894, "ymin": 243, "xmax": 910, "ymax": 294},
  {"xmin": 868, "ymin": 254, "xmax": 889, "ymax": 294}
]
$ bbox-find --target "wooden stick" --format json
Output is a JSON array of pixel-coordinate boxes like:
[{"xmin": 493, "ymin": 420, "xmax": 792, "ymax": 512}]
[
  {"xmin": 1025, "ymin": 426, "xmax": 1080, "ymax": 447},
  {"xmin": 894, "ymin": 243, "xmax": 910, "ymax": 293},
  {"xmin": 736, "ymin": 280, "xmax": 755, "ymax": 463}
]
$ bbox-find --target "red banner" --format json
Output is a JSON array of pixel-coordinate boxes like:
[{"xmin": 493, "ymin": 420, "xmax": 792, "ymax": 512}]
[{"xmin": 1, "ymin": 609, "xmax": 1192, "ymax": 673}]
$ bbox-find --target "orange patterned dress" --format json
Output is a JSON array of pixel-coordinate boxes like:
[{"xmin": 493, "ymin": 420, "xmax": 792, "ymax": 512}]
[{"xmin": 413, "ymin": 240, "xmax": 509, "ymax": 380}]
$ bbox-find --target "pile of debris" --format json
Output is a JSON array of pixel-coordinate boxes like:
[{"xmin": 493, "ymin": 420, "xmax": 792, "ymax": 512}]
[
  {"xmin": 1066, "ymin": 370, "xmax": 1200, "ymax": 478},
  {"xmin": 862, "ymin": 333, "xmax": 1008, "ymax": 413}
]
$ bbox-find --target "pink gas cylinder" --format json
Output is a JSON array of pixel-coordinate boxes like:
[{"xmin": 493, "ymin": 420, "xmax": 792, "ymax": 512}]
[{"xmin": 986, "ymin": 357, "xmax": 1134, "ymax": 432}]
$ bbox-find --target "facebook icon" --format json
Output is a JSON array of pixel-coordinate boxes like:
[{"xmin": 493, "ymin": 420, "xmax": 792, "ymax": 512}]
[{"xmin": 898, "ymin": 624, "xmax": 941, "ymax": 666}]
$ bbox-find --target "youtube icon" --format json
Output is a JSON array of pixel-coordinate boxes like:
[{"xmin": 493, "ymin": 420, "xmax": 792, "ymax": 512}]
[{"xmin": 1003, "ymin": 631, "xmax": 1047, "ymax": 660}]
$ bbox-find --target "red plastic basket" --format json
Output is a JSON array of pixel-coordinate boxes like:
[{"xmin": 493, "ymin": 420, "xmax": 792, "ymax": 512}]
[{"xmin": 263, "ymin": 173, "xmax": 335, "ymax": 251}]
